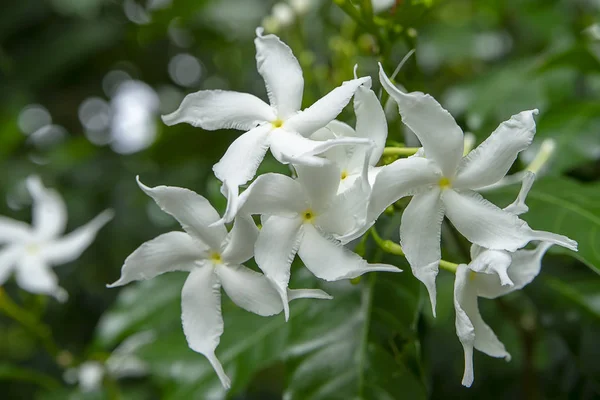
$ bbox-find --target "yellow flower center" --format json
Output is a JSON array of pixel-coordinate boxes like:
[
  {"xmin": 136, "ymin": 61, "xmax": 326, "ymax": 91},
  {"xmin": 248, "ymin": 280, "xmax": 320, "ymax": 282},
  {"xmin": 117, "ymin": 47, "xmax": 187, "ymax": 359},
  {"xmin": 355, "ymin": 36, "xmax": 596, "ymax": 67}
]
[
  {"xmin": 26, "ymin": 243, "xmax": 40, "ymax": 255},
  {"xmin": 469, "ymin": 270, "xmax": 477, "ymax": 281},
  {"xmin": 340, "ymin": 170, "xmax": 348, "ymax": 180},
  {"xmin": 272, "ymin": 119, "xmax": 284, "ymax": 128},
  {"xmin": 210, "ymin": 252, "xmax": 222, "ymax": 264},
  {"xmin": 438, "ymin": 177, "xmax": 452, "ymax": 189},
  {"xmin": 302, "ymin": 209, "xmax": 315, "ymax": 223}
]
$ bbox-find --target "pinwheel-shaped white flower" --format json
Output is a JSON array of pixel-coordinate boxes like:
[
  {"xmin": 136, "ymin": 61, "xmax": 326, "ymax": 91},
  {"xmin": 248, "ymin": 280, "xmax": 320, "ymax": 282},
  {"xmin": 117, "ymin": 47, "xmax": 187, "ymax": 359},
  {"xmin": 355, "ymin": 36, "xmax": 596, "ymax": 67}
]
[
  {"xmin": 371, "ymin": 65, "xmax": 577, "ymax": 313},
  {"xmin": 163, "ymin": 28, "xmax": 371, "ymax": 223},
  {"xmin": 108, "ymin": 178, "xmax": 331, "ymax": 389},
  {"xmin": 0, "ymin": 176, "xmax": 113, "ymax": 301},
  {"xmin": 310, "ymin": 76, "xmax": 387, "ymax": 194},
  {"xmin": 238, "ymin": 163, "xmax": 400, "ymax": 320}
]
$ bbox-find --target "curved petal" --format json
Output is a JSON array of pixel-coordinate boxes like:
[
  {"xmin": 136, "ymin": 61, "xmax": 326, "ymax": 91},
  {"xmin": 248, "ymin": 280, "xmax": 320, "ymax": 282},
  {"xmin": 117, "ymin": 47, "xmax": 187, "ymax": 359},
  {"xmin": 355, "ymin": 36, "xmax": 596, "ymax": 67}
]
[
  {"xmin": 469, "ymin": 249, "xmax": 513, "ymax": 287},
  {"xmin": 367, "ymin": 157, "xmax": 441, "ymax": 227},
  {"xmin": 217, "ymin": 263, "xmax": 331, "ymax": 317},
  {"xmin": 298, "ymin": 224, "xmax": 400, "ymax": 281},
  {"xmin": 238, "ymin": 173, "xmax": 307, "ymax": 217},
  {"xmin": 107, "ymin": 232, "xmax": 205, "ymax": 288},
  {"xmin": 181, "ymin": 266, "xmax": 230, "ymax": 389},
  {"xmin": 42, "ymin": 210, "xmax": 113, "ymax": 266},
  {"xmin": 0, "ymin": 216, "xmax": 32, "ymax": 244},
  {"xmin": 503, "ymin": 171, "xmax": 535, "ymax": 216},
  {"xmin": 26, "ymin": 176, "xmax": 67, "ymax": 240},
  {"xmin": 310, "ymin": 120, "xmax": 355, "ymax": 141},
  {"xmin": 400, "ymin": 188, "xmax": 445, "ymax": 316},
  {"xmin": 212, "ymin": 123, "xmax": 272, "ymax": 187},
  {"xmin": 270, "ymin": 130, "xmax": 370, "ymax": 166},
  {"xmin": 15, "ymin": 255, "xmax": 67, "ymax": 302},
  {"xmin": 285, "ymin": 77, "xmax": 370, "ymax": 137},
  {"xmin": 379, "ymin": 65, "xmax": 463, "ymax": 178},
  {"xmin": 454, "ymin": 110, "xmax": 538, "ymax": 189},
  {"xmin": 255, "ymin": 28, "xmax": 304, "ymax": 119},
  {"xmin": 0, "ymin": 246, "xmax": 22, "ymax": 285},
  {"xmin": 317, "ymin": 180, "xmax": 369, "ymax": 237},
  {"xmin": 221, "ymin": 216, "xmax": 258, "ymax": 265},
  {"xmin": 295, "ymin": 163, "xmax": 340, "ymax": 213},
  {"xmin": 476, "ymin": 242, "xmax": 552, "ymax": 299},
  {"xmin": 442, "ymin": 189, "xmax": 577, "ymax": 252},
  {"xmin": 353, "ymin": 84, "xmax": 387, "ymax": 166},
  {"xmin": 137, "ymin": 178, "xmax": 227, "ymax": 250},
  {"xmin": 453, "ymin": 264, "xmax": 476, "ymax": 387},
  {"xmin": 254, "ymin": 215, "xmax": 303, "ymax": 320},
  {"xmin": 161, "ymin": 90, "xmax": 275, "ymax": 131}
]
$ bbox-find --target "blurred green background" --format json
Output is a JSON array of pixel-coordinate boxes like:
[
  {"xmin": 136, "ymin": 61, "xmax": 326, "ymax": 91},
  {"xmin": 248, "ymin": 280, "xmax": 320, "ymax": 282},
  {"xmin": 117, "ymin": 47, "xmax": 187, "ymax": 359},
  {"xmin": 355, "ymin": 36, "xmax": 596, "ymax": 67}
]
[{"xmin": 1, "ymin": 0, "xmax": 600, "ymax": 399}]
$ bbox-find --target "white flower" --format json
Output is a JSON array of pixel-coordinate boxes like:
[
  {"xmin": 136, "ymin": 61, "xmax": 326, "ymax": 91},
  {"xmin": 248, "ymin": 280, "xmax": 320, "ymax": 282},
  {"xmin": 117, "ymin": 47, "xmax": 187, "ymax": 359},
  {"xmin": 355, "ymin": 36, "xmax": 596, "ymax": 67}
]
[
  {"xmin": 0, "ymin": 176, "xmax": 113, "ymax": 301},
  {"xmin": 372, "ymin": 0, "xmax": 396, "ymax": 13},
  {"xmin": 238, "ymin": 163, "xmax": 401, "ymax": 321},
  {"xmin": 310, "ymin": 76, "xmax": 387, "ymax": 194},
  {"xmin": 162, "ymin": 28, "xmax": 372, "ymax": 224},
  {"xmin": 289, "ymin": 0, "xmax": 313, "ymax": 14},
  {"xmin": 108, "ymin": 178, "xmax": 331, "ymax": 389},
  {"xmin": 370, "ymin": 65, "xmax": 577, "ymax": 314}
]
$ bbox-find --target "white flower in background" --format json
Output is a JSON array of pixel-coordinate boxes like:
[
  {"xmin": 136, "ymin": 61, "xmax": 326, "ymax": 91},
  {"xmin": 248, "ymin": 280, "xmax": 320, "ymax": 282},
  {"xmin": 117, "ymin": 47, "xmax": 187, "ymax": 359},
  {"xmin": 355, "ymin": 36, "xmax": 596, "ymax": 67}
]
[
  {"xmin": 108, "ymin": 178, "xmax": 331, "ymax": 389},
  {"xmin": 65, "ymin": 331, "xmax": 155, "ymax": 392},
  {"xmin": 454, "ymin": 175, "xmax": 557, "ymax": 387},
  {"xmin": 162, "ymin": 28, "xmax": 372, "ymax": 224},
  {"xmin": 289, "ymin": 0, "xmax": 313, "ymax": 14},
  {"xmin": 372, "ymin": 0, "xmax": 396, "ymax": 13},
  {"xmin": 0, "ymin": 176, "xmax": 113, "ymax": 301},
  {"xmin": 310, "ymin": 76, "xmax": 387, "ymax": 194},
  {"xmin": 238, "ymin": 163, "xmax": 400, "ymax": 320},
  {"xmin": 369, "ymin": 65, "xmax": 577, "ymax": 314}
]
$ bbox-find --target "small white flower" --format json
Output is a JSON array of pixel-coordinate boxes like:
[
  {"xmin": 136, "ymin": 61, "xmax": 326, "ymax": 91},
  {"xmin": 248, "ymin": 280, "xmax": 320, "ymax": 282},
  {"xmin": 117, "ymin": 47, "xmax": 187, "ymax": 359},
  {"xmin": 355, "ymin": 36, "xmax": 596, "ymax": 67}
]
[
  {"xmin": 162, "ymin": 28, "xmax": 371, "ymax": 224},
  {"xmin": 272, "ymin": 3, "xmax": 295, "ymax": 27},
  {"xmin": 310, "ymin": 76, "xmax": 387, "ymax": 194},
  {"xmin": 289, "ymin": 0, "xmax": 313, "ymax": 15},
  {"xmin": 238, "ymin": 163, "xmax": 401, "ymax": 321},
  {"xmin": 0, "ymin": 176, "xmax": 113, "ymax": 301},
  {"xmin": 372, "ymin": 0, "xmax": 396, "ymax": 13},
  {"xmin": 369, "ymin": 65, "xmax": 577, "ymax": 314},
  {"xmin": 108, "ymin": 178, "xmax": 331, "ymax": 389}
]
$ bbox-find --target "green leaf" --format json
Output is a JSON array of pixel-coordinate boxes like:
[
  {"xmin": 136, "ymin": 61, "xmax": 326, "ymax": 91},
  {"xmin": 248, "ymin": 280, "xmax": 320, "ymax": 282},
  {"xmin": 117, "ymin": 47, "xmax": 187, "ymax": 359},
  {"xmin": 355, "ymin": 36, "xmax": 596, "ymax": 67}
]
[{"xmin": 488, "ymin": 177, "xmax": 600, "ymax": 273}]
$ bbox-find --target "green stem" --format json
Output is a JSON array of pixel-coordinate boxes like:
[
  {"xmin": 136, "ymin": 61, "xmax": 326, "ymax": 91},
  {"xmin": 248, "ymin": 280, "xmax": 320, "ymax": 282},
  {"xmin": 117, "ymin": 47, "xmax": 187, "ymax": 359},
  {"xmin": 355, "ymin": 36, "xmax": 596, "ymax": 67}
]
[
  {"xmin": 0, "ymin": 288, "xmax": 61, "ymax": 359},
  {"xmin": 382, "ymin": 147, "xmax": 420, "ymax": 157},
  {"xmin": 0, "ymin": 365, "xmax": 60, "ymax": 391}
]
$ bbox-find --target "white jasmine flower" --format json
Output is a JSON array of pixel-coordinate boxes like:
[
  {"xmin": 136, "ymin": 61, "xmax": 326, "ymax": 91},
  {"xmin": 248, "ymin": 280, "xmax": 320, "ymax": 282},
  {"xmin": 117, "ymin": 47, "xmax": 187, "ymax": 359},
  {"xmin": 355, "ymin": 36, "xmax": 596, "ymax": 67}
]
[
  {"xmin": 372, "ymin": 0, "xmax": 396, "ymax": 13},
  {"xmin": 108, "ymin": 178, "xmax": 331, "ymax": 389},
  {"xmin": 238, "ymin": 163, "xmax": 401, "ymax": 321},
  {"xmin": 310, "ymin": 76, "xmax": 387, "ymax": 194},
  {"xmin": 369, "ymin": 65, "xmax": 577, "ymax": 314},
  {"xmin": 272, "ymin": 3, "xmax": 295, "ymax": 27},
  {"xmin": 162, "ymin": 28, "xmax": 371, "ymax": 224},
  {"xmin": 0, "ymin": 176, "xmax": 113, "ymax": 301}
]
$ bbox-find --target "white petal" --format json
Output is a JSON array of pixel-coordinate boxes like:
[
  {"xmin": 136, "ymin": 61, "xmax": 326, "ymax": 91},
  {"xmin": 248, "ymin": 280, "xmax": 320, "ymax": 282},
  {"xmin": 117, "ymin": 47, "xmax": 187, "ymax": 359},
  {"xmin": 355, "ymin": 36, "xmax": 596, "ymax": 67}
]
[
  {"xmin": 453, "ymin": 264, "xmax": 476, "ymax": 387},
  {"xmin": 353, "ymin": 84, "xmax": 387, "ymax": 166},
  {"xmin": 16, "ymin": 255, "xmax": 67, "ymax": 302},
  {"xmin": 455, "ymin": 264, "xmax": 510, "ymax": 387},
  {"xmin": 137, "ymin": 178, "xmax": 227, "ymax": 250},
  {"xmin": 221, "ymin": 216, "xmax": 258, "ymax": 265},
  {"xmin": 161, "ymin": 90, "xmax": 275, "ymax": 131},
  {"xmin": 0, "ymin": 216, "xmax": 31, "ymax": 244},
  {"xmin": 454, "ymin": 110, "xmax": 538, "ymax": 189},
  {"xmin": 0, "ymin": 246, "xmax": 22, "ymax": 285},
  {"xmin": 181, "ymin": 266, "xmax": 230, "ymax": 389},
  {"xmin": 297, "ymin": 224, "xmax": 400, "ymax": 281},
  {"xmin": 400, "ymin": 188, "xmax": 445, "ymax": 315},
  {"xmin": 285, "ymin": 77, "xmax": 371, "ymax": 137},
  {"xmin": 216, "ymin": 263, "xmax": 331, "ymax": 317},
  {"xmin": 379, "ymin": 65, "xmax": 464, "ymax": 178},
  {"xmin": 238, "ymin": 173, "xmax": 307, "ymax": 217},
  {"xmin": 255, "ymin": 28, "xmax": 304, "ymax": 119},
  {"xmin": 469, "ymin": 249, "xmax": 513, "ymax": 287},
  {"xmin": 367, "ymin": 157, "xmax": 441, "ymax": 228},
  {"xmin": 317, "ymin": 180, "xmax": 369, "ymax": 237},
  {"xmin": 254, "ymin": 215, "xmax": 303, "ymax": 320},
  {"xmin": 310, "ymin": 120, "xmax": 355, "ymax": 141},
  {"xmin": 476, "ymin": 242, "xmax": 553, "ymax": 299},
  {"xmin": 442, "ymin": 189, "xmax": 577, "ymax": 252},
  {"xmin": 26, "ymin": 176, "xmax": 67, "ymax": 240},
  {"xmin": 502, "ymin": 171, "xmax": 535, "ymax": 216},
  {"xmin": 41, "ymin": 209, "xmax": 113, "ymax": 266},
  {"xmin": 295, "ymin": 163, "xmax": 340, "ymax": 213},
  {"xmin": 107, "ymin": 232, "xmax": 205, "ymax": 288},
  {"xmin": 270, "ymin": 130, "xmax": 370, "ymax": 166}
]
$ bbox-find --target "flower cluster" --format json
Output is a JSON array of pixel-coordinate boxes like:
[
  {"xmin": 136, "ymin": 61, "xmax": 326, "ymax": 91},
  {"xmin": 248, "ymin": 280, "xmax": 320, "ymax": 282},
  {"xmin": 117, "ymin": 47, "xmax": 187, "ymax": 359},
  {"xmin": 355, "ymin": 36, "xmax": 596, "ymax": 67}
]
[{"xmin": 108, "ymin": 29, "xmax": 578, "ymax": 389}]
